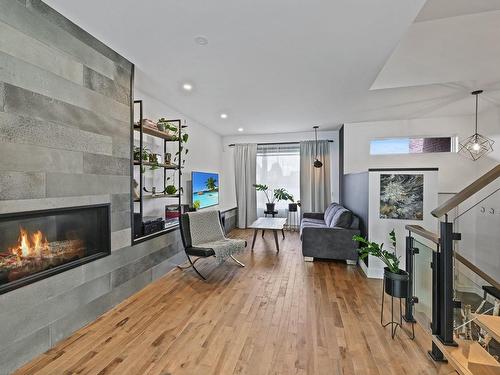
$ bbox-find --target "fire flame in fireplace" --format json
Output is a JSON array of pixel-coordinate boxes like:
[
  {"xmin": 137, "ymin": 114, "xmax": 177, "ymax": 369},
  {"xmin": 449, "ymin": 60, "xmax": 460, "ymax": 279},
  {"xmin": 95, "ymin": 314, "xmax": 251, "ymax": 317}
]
[{"xmin": 9, "ymin": 227, "xmax": 50, "ymax": 258}]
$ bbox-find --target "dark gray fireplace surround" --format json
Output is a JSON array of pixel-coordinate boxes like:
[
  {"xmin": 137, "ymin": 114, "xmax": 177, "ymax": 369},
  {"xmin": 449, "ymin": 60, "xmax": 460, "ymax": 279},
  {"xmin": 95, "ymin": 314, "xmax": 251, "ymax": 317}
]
[{"xmin": 0, "ymin": 1, "xmax": 185, "ymax": 372}]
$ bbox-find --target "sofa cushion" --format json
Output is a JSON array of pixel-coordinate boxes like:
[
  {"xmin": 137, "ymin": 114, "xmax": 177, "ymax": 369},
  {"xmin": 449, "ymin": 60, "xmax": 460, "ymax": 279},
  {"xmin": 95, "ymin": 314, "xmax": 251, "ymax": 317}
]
[
  {"xmin": 301, "ymin": 218, "xmax": 326, "ymax": 225},
  {"xmin": 325, "ymin": 203, "xmax": 342, "ymax": 227},
  {"xmin": 324, "ymin": 203, "xmax": 336, "ymax": 219},
  {"xmin": 330, "ymin": 208, "xmax": 352, "ymax": 228},
  {"xmin": 300, "ymin": 221, "xmax": 328, "ymax": 238}
]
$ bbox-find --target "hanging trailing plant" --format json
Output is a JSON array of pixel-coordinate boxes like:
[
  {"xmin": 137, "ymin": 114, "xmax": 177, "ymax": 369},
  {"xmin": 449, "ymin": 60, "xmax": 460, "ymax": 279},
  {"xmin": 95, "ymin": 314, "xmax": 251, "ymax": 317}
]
[{"xmin": 157, "ymin": 119, "xmax": 189, "ymax": 168}]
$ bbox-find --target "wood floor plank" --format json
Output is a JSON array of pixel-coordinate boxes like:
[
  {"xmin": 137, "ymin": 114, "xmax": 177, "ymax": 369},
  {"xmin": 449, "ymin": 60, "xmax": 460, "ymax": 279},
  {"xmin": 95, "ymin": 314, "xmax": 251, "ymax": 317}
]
[{"xmin": 14, "ymin": 230, "xmax": 454, "ymax": 375}]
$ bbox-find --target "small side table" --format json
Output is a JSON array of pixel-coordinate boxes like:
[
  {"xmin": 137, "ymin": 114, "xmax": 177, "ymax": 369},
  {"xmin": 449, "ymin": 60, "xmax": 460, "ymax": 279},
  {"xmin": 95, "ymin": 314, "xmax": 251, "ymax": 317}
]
[{"xmin": 287, "ymin": 204, "xmax": 299, "ymax": 231}]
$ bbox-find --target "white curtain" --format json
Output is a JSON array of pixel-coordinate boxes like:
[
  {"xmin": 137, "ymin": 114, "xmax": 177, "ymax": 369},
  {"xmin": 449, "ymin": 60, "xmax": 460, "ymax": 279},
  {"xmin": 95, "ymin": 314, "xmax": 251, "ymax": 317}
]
[
  {"xmin": 234, "ymin": 144, "xmax": 257, "ymax": 228},
  {"xmin": 300, "ymin": 140, "xmax": 331, "ymax": 213},
  {"xmin": 256, "ymin": 143, "xmax": 300, "ymax": 218}
]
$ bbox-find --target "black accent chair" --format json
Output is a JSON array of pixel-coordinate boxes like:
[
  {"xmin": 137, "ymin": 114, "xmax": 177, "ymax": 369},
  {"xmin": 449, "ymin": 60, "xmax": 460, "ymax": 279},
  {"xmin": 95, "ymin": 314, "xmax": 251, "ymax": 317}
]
[{"xmin": 178, "ymin": 212, "xmax": 246, "ymax": 280}]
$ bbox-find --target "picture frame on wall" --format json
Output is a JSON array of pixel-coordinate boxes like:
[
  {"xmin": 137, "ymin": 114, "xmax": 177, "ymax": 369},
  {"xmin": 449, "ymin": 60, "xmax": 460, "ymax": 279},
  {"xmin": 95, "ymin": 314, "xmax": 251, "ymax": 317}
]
[{"xmin": 379, "ymin": 174, "xmax": 424, "ymax": 220}]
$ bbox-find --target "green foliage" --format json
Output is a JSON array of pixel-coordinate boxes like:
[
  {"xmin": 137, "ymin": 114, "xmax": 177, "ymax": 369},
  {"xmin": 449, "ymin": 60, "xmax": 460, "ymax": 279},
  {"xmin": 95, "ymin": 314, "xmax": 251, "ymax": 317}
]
[
  {"xmin": 253, "ymin": 184, "xmax": 272, "ymax": 203},
  {"xmin": 157, "ymin": 118, "xmax": 180, "ymax": 133},
  {"xmin": 352, "ymin": 230, "xmax": 401, "ymax": 274},
  {"xmin": 165, "ymin": 185, "xmax": 177, "ymax": 195},
  {"xmin": 253, "ymin": 184, "xmax": 269, "ymax": 191},
  {"xmin": 253, "ymin": 184, "xmax": 293, "ymax": 204},
  {"xmin": 193, "ymin": 200, "xmax": 201, "ymax": 209},
  {"xmin": 133, "ymin": 146, "xmax": 149, "ymax": 161},
  {"xmin": 157, "ymin": 119, "xmax": 189, "ymax": 168},
  {"xmin": 273, "ymin": 188, "xmax": 294, "ymax": 203}
]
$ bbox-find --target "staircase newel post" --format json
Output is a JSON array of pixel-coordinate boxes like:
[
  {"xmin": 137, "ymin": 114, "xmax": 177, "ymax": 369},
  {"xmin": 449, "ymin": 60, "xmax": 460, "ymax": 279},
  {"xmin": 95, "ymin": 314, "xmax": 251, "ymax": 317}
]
[
  {"xmin": 404, "ymin": 234, "xmax": 416, "ymax": 323},
  {"xmin": 428, "ymin": 248, "xmax": 445, "ymax": 361},
  {"xmin": 437, "ymin": 217, "xmax": 457, "ymax": 347}
]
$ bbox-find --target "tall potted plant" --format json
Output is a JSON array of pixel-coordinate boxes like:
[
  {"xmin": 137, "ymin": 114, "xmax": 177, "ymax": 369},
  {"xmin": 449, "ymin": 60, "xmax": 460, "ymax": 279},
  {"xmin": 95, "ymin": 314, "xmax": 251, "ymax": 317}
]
[
  {"xmin": 253, "ymin": 184, "xmax": 294, "ymax": 212},
  {"xmin": 353, "ymin": 230, "xmax": 409, "ymax": 298}
]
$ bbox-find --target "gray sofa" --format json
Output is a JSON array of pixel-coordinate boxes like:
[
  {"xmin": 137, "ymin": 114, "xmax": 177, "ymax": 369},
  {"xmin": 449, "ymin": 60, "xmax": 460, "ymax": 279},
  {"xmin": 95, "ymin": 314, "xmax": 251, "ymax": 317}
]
[{"xmin": 300, "ymin": 203, "xmax": 360, "ymax": 263}]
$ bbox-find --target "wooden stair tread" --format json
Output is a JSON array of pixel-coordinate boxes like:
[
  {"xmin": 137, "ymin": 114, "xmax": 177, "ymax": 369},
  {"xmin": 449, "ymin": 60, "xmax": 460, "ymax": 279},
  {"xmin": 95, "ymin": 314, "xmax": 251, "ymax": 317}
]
[
  {"xmin": 468, "ymin": 342, "xmax": 500, "ymax": 375},
  {"xmin": 474, "ymin": 315, "xmax": 500, "ymax": 343},
  {"xmin": 432, "ymin": 337, "xmax": 500, "ymax": 375}
]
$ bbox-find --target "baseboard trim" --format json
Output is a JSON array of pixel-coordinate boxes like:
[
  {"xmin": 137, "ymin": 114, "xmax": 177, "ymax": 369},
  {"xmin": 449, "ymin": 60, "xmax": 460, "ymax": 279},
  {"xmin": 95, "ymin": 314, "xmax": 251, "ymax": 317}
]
[{"xmin": 359, "ymin": 261, "xmax": 384, "ymax": 279}]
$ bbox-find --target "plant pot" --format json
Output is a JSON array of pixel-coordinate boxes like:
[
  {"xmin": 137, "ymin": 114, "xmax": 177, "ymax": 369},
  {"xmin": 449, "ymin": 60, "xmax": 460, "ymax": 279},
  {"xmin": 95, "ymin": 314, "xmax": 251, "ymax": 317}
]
[
  {"xmin": 288, "ymin": 203, "xmax": 298, "ymax": 212},
  {"xmin": 383, "ymin": 267, "xmax": 409, "ymax": 298},
  {"xmin": 148, "ymin": 154, "xmax": 158, "ymax": 163},
  {"xmin": 165, "ymin": 185, "xmax": 177, "ymax": 195},
  {"xmin": 266, "ymin": 203, "xmax": 275, "ymax": 212}
]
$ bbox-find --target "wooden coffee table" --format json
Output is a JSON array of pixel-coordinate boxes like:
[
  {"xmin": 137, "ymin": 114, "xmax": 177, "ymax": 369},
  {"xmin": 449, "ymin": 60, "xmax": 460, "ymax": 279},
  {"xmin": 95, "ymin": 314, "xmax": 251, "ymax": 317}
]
[{"xmin": 249, "ymin": 217, "xmax": 287, "ymax": 252}]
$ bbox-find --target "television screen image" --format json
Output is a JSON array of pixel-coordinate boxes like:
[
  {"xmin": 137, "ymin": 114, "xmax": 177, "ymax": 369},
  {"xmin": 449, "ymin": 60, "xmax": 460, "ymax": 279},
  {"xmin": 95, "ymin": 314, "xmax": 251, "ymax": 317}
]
[{"xmin": 192, "ymin": 171, "xmax": 219, "ymax": 209}]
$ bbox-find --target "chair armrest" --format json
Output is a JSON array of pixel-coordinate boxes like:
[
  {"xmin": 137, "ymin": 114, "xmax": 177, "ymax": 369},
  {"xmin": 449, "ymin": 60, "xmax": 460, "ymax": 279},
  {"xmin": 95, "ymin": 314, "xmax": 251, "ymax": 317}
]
[
  {"xmin": 302, "ymin": 212, "xmax": 324, "ymax": 220},
  {"xmin": 185, "ymin": 247, "xmax": 216, "ymax": 257}
]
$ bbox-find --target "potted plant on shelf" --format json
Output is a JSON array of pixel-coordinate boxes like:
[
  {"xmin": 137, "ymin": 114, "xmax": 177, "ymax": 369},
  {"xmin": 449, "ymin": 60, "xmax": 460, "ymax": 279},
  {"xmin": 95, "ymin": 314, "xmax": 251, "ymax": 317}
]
[
  {"xmin": 353, "ymin": 230, "xmax": 409, "ymax": 298},
  {"xmin": 253, "ymin": 184, "xmax": 294, "ymax": 212},
  {"xmin": 133, "ymin": 146, "xmax": 149, "ymax": 162},
  {"xmin": 157, "ymin": 118, "xmax": 178, "ymax": 135},
  {"xmin": 158, "ymin": 120, "xmax": 189, "ymax": 168},
  {"xmin": 165, "ymin": 184, "xmax": 178, "ymax": 195}
]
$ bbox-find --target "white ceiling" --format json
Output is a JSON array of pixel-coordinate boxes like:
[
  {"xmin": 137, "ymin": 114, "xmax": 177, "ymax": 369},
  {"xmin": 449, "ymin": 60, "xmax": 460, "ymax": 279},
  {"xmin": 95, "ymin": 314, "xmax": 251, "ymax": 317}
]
[
  {"xmin": 415, "ymin": 0, "xmax": 500, "ymax": 22},
  {"xmin": 44, "ymin": 0, "xmax": 500, "ymax": 135}
]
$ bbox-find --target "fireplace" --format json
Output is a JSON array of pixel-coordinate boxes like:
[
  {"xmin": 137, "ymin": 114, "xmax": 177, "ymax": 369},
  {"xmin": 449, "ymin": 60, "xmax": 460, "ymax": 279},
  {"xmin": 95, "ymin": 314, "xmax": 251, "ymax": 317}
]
[{"xmin": 0, "ymin": 204, "xmax": 111, "ymax": 294}]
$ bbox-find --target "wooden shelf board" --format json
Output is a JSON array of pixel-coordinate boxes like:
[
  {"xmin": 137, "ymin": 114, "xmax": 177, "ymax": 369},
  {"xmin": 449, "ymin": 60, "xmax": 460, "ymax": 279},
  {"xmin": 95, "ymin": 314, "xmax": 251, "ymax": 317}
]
[
  {"xmin": 133, "ymin": 224, "xmax": 179, "ymax": 243},
  {"xmin": 133, "ymin": 160, "xmax": 180, "ymax": 169},
  {"xmin": 134, "ymin": 126, "xmax": 177, "ymax": 141},
  {"xmin": 134, "ymin": 194, "xmax": 181, "ymax": 202}
]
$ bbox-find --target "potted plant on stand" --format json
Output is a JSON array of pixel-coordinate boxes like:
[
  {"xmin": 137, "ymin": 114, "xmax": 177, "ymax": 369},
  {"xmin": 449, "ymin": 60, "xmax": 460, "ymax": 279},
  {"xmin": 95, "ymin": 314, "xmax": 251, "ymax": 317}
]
[
  {"xmin": 353, "ymin": 230, "xmax": 414, "ymax": 339},
  {"xmin": 253, "ymin": 184, "xmax": 294, "ymax": 213}
]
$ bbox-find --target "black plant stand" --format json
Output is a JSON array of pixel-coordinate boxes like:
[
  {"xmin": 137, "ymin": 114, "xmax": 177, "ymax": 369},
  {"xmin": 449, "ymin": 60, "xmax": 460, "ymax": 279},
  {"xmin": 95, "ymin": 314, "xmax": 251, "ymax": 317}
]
[
  {"xmin": 381, "ymin": 277, "xmax": 415, "ymax": 340},
  {"xmin": 264, "ymin": 210, "xmax": 278, "ymax": 217}
]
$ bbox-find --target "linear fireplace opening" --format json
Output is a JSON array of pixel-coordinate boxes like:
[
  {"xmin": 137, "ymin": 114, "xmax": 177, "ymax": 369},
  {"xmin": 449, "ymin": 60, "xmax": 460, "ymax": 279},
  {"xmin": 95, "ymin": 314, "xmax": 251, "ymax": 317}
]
[{"xmin": 0, "ymin": 204, "xmax": 111, "ymax": 294}]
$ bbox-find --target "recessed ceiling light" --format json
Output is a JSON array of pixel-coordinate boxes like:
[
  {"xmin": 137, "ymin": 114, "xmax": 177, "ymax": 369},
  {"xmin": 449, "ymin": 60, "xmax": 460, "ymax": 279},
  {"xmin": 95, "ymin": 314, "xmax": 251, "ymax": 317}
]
[
  {"xmin": 194, "ymin": 36, "xmax": 208, "ymax": 46},
  {"xmin": 237, "ymin": 128, "xmax": 244, "ymax": 132},
  {"xmin": 182, "ymin": 83, "xmax": 193, "ymax": 91},
  {"xmin": 220, "ymin": 113, "xmax": 228, "ymax": 119}
]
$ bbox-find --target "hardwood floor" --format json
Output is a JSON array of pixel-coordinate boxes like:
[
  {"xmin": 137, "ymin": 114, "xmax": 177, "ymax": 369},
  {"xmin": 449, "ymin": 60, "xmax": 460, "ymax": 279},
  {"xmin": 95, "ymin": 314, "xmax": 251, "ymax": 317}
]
[{"xmin": 15, "ymin": 230, "xmax": 455, "ymax": 375}]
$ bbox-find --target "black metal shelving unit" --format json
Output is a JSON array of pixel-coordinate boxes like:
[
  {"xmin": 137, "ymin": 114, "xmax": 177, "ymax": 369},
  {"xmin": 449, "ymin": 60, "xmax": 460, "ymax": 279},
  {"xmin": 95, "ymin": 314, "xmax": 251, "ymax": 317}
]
[{"xmin": 132, "ymin": 100, "xmax": 183, "ymax": 244}]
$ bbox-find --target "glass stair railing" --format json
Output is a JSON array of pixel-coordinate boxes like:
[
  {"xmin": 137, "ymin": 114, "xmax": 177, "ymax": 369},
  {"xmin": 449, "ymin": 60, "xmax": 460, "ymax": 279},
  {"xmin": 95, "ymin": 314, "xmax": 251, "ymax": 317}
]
[
  {"xmin": 407, "ymin": 165, "xmax": 500, "ymax": 373},
  {"xmin": 453, "ymin": 178, "xmax": 500, "ymax": 293},
  {"xmin": 412, "ymin": 239, "xmax": 434, "ymax": 332},
  {"xmin": 453, "ymin": 259, "xmax": 499, "ymax": 362}
]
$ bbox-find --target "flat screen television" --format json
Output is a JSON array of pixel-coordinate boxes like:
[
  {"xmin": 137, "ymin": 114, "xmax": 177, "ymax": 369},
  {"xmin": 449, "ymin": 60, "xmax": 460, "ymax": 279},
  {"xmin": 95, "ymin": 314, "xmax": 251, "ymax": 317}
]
[{"xmin": 192, "ymin": 171, "xmax": 219, "ymax": 209}]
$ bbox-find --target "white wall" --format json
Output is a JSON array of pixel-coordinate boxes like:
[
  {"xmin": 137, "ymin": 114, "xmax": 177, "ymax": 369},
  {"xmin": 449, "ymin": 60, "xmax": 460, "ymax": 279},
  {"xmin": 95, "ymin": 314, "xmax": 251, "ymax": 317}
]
[
  {"xmin": 221, "ymin": 130, "xmax": 340, "ymax": 209},
  {"xmin": 344, "ymin": 114, "xmax": 499, "ymax": 193},
  {"xmin": 133, "ymin": 88, "xmax": 228, "ymax": 217},
  {"xmin": 364, "ymin": 170, "xmax": 438, "ymax": 279}
]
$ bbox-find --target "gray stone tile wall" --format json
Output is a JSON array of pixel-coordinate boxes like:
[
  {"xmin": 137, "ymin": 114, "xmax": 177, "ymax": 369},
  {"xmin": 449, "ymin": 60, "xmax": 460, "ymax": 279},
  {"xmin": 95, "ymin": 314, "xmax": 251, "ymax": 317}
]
[{"xmin": 0, "ymin": 1, "xmax": 184, "ymax": 373}]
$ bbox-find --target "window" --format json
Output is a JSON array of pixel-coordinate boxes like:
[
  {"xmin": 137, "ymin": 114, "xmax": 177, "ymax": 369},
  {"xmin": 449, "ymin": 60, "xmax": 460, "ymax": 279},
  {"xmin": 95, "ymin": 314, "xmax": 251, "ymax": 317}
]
[
  {"xmin": 256, "ymin": 143, "xmax": 300, "ymax": 217},
  {"xmin": 370, "ymin": 136, "xmax": 456, "ymax": 155}
]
